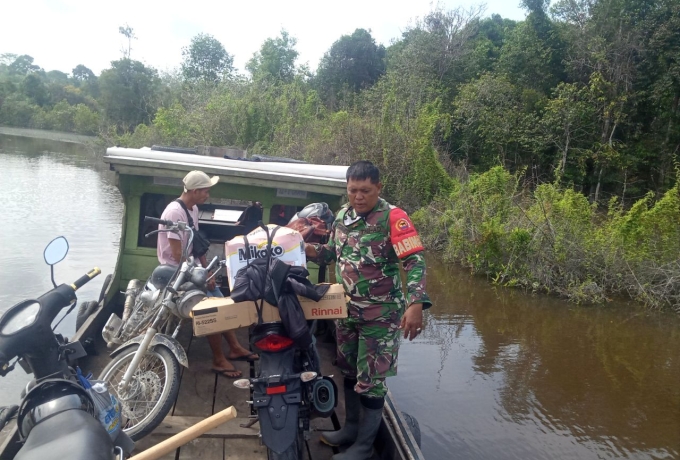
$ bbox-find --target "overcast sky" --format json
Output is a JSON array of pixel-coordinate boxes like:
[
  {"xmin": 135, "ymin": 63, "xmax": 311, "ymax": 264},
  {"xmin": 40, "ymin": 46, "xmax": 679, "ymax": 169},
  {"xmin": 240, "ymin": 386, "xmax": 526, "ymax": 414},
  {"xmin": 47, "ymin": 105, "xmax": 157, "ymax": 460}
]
[{"xmin": 2, "ymin": 0, "xmax": 526, "ymax": 76}]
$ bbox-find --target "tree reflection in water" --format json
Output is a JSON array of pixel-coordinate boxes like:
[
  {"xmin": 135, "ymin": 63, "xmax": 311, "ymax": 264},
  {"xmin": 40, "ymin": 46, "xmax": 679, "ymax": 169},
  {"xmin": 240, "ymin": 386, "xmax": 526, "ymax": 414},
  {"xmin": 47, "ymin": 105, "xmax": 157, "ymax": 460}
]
[{"xmin": 392, "ymin": 255, "xmax": 680, "ymax": 459}]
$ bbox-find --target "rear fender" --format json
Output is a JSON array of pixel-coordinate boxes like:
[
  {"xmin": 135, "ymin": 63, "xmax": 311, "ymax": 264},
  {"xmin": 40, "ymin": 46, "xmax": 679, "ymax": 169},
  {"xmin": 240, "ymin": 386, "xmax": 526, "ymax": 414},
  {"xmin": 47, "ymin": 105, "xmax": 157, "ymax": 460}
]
[
  {"xmin": 253, "ymin": 347, "xmax": 301, "ymax": 454},
  {"xmin": 110, "ymin": 334, "xmax": 188, "ymax": 368},
  {"xmin": 253, "ymin": 390, "xmax": 301, "ymax": 454}
]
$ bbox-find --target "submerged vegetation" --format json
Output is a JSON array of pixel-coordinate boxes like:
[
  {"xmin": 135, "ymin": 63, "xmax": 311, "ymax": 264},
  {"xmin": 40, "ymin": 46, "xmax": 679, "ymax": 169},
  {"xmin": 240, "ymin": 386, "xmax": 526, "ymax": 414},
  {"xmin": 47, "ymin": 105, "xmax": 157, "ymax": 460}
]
[{"xmin": 1, "ymin": 0, "xmax": 679, "ymax": 309}]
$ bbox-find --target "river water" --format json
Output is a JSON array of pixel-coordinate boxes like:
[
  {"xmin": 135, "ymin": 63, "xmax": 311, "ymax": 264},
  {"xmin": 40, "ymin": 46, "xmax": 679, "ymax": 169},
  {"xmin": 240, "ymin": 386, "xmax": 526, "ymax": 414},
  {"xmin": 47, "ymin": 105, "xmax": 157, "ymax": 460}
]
[{"xmin": 1, "ymin": 134, "xmax": 679, "ymax": 459}]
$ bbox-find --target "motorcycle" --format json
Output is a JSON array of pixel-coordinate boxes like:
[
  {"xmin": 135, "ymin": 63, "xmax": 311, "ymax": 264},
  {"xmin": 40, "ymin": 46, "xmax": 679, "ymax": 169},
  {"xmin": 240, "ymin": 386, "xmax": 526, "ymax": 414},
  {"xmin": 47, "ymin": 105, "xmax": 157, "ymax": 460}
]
[
  {"xmin": 0, "ymin": 236, "xmax": 134, "ymax": 460},
  {"xmin": 231, "ymin": 226, "xmax": 338, "ymax": 460},
  {"xmin": 99, "ymin": 216, "xmax": 220, "ymax": 440}
]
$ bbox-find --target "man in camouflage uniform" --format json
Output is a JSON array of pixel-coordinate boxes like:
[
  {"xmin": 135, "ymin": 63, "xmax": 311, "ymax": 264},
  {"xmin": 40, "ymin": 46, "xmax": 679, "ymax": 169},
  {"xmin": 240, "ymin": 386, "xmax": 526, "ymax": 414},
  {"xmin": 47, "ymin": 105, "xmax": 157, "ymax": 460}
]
[{"xmin": 306, "ymin": 160, "xmax": 431, "ymax": 460}]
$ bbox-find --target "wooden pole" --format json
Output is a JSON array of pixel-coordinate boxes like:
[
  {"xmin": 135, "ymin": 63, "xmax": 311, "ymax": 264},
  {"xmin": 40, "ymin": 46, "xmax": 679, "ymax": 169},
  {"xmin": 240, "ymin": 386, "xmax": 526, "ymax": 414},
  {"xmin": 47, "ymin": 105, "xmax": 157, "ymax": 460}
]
[{"xmin": 129, "ymin": 406, "xmax": 237, "ymax": 460}]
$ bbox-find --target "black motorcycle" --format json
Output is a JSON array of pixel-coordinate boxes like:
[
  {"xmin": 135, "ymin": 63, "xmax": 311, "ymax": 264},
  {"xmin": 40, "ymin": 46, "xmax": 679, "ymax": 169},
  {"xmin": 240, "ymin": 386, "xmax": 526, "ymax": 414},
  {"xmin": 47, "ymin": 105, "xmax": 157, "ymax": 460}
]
[
  {"xmin": 230, "ymin": 225, "xmax": 338, "ymax": 460},
  {"xmin": 0, "ymin": 236, "xmax": 134, "ymax": 460}
]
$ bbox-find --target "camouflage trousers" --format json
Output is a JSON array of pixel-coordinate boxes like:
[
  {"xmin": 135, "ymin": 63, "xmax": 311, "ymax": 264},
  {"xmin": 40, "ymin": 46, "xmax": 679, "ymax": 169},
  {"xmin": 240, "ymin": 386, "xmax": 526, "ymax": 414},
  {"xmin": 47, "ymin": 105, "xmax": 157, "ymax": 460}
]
[{"xmin": 335, "ymin": 302, "xmax": 404, "ymax": 398}]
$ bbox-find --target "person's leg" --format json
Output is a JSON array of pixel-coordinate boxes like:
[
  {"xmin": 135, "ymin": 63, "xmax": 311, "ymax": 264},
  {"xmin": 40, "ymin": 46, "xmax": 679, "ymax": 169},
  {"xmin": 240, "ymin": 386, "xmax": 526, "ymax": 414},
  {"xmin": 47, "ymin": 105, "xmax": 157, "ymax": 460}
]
[
  {"xmin": 333, "ymin": 303, "xmax": 402, "ymax": 460},
  {"xmin": 321, "ymin": 308, "xmax": 361, "ymax": 446},
  {"xmin": 353, "ymin": 304, "xmax": 401, "ymax": 397},
  {"xmin": 222, "ymin": 329, "xmax": 257, "ymax": 360},
  {"xmin": 205, "ymin": 286, "xmax": 258, "ymax": 360},
  {"xmin": 207, "ymin": 334, "xmax": 241, "ymax": 377},
  {"xmin": 204, "ymin": 287, "xmax": 243, "ymax": 377}
]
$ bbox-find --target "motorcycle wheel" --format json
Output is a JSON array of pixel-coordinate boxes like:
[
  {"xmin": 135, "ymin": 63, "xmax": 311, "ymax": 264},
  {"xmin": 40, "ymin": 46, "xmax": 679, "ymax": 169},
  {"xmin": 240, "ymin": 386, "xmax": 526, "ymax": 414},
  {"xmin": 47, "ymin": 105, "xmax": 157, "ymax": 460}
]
[
  {"xmin": 99, "ymin": 344, "xmax": 181, "ymax": 441},
  {"xmin": 267, "ymin": 429, "xmax": 305, "ymax": 460}
]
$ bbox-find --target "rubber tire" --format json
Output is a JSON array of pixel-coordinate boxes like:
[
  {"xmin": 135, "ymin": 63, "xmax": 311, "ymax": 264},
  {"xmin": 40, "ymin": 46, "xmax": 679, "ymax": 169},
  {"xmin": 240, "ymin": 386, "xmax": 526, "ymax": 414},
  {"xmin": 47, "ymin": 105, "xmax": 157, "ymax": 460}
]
[
  {"xmin": 98, "ymin": 274, "xmax": 113, "ymax": 304},
  {"xmin": 402, "ymin": 411, "xmax": 422, "ymax": 448},
  {"xmin": 99, "ymin": 344, "xmax": 181, "ymax": 441},
  {"xmin": 267, "ymin": 429, "xmax": 305, "ymax": 460},
  {"xmin": 75, "ymin": 300, "xmax": 99, "ymax": 331}
]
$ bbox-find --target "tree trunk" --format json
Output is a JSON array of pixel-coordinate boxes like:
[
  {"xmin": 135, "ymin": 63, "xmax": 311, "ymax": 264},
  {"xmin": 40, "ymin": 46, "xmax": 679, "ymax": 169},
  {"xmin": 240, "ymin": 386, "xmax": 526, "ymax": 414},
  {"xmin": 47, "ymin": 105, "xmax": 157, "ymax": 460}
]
[{"xmin": 594, "ymin": 165, "xmax": 604, "ymax": 204}]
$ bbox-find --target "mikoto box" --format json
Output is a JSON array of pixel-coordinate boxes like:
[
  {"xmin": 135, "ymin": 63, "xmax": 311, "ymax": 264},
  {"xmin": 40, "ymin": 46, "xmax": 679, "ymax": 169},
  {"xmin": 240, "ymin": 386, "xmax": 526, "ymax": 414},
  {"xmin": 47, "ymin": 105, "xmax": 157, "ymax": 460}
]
[
  {"xmin": 224, "ymin": 225, "xmax": 306, "ymax": 289},
  {"xmin": 192, "ymin": 283, "xmax": 347, "ymax": 336}
]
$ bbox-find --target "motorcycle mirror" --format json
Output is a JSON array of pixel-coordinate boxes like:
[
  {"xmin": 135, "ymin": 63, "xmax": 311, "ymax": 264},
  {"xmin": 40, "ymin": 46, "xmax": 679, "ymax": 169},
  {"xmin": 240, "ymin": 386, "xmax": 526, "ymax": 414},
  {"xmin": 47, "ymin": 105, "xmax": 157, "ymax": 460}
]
[
  {"xmin": 44, "ymin": 237, "xmax": 69, "ymax": 288},
  {"xmin": 44, "ymin": 237, "xmax": 69, "ymax": 266}
]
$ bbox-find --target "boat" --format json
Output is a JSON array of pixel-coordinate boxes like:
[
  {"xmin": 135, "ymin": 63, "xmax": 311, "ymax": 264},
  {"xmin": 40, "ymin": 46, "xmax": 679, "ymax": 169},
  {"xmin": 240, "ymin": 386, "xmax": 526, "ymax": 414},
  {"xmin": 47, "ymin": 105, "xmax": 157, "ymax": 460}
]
[{"xmin": 0, "ymin": 146, "xmax": 425, "ymax": 460}]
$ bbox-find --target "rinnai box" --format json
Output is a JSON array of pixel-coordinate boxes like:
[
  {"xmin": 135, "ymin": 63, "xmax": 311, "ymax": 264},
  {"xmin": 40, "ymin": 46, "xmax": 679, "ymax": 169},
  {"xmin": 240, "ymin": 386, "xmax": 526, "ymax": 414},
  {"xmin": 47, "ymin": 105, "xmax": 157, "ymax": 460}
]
[
  {"xmin": 224, "ymin": 224, "xmax": 306, "ymax": 289},
  {"xmin": 192, "ymin": 283, "xmax": 347, "ymax": 336}
]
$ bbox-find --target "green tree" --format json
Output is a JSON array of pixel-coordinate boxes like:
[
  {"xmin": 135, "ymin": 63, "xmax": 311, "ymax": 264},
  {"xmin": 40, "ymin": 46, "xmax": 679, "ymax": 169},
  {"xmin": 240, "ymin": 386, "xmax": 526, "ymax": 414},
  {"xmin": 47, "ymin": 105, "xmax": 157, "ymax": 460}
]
[
  {"xmin": 452, "ymin": 74, "xmax": 539, "ymax": 169},
  {"xmin": 247, "ymin": 30, "xmax": 299, "ymax": 83},
  {"xmin": 22, "ymin": 73, "xmax": 49, "ymax": 106},
  {"xmin": 46, "ymin": 70, "xmax": 69, "ymax": 85},
  {"xmin": 0, "ymin": 94, "xmax": 38, "ymax": 126},
  {"xmin": 540, "ymin": 82, "xmax": 597, "ymax": 182},
  {"xmin": 315, "ymin": 29, "xmax": 386, "ymax": 108},
  {"xmin": 72, "ymin": 65, "xmax": 96, "ymax": 85},
  {"xmin": 181, "ymin": 34, "xmax": 234, "ymax": 84},
  {"xmin": 497, "ymin": 0, "xmax": 565, "ymax": 94},
  {"xmin": 8, "ymin": 55, "xmax": 41, "ymax": 76},
  {"xmin": 71, "ymin": 64, "xmax": 99, "ymax": 97},
  {"xmin": 73, "ymin": 103, "xmax": 101, "ymax": 135},
  {"xmin": 456, "ymin": 15, "xmax": 517, "ymax": 82},
  {"xmin": 99, "ymin": 58, "xmax": 161, "ymax": 131},
  {"xmin": 0, "ymin": 53, "xmax": 18, "ymax": 66}
]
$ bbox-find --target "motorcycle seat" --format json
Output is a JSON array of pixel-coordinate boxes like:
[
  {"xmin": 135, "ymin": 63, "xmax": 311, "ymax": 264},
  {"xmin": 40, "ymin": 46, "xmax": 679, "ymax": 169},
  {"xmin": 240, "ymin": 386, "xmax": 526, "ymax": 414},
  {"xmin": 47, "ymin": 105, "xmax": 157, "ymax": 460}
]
[{"xmin": 15, "ymin": 409, "xmax": 114, "ymax": 460}]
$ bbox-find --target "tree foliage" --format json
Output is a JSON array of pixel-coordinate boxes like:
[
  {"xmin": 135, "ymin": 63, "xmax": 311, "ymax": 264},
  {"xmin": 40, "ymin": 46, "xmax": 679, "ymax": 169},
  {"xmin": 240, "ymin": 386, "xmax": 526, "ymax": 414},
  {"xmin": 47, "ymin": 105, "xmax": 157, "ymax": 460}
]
[
  {"xmin": 181, "ymin": 34, "xmax": 234, "ymax": 84},
  {"xmin": 315, "ymin": 29, "xmax": 385, "ymax": 108},
  {"xmin": 247, "ymin": 30, "xmax": 299, "ymax": 83},
  {"xmin": 99, "ymin": 58, "xmax": 160, "ymax": 131}
]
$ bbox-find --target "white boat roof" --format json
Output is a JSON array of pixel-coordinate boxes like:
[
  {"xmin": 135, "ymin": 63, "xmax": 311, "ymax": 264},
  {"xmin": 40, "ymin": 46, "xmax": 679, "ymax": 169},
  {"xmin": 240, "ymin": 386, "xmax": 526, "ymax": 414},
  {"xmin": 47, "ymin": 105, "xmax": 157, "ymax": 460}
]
[{"xmin": 104, "ymin": 147, "xmax": 349, "ymax": 196}]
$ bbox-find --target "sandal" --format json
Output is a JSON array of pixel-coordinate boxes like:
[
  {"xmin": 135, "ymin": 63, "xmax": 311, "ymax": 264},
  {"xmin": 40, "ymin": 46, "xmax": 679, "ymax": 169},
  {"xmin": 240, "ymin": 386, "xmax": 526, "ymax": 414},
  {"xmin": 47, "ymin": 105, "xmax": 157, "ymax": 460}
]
[
  {"xmin": 229, "ymin": 353, "xmax": 259, "ymax": 362},
  {"xmin": 212, "ymin": 367, "xmax": 242, "ymax": 379}
]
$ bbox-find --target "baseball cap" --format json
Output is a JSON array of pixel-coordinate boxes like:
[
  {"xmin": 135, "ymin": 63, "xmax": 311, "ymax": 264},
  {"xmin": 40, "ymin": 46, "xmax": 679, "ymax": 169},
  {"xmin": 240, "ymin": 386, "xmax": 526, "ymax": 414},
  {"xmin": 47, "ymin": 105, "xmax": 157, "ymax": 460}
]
[{"xmin": 183, "ymin": 171, "xmax": 219, "ymax": 192}]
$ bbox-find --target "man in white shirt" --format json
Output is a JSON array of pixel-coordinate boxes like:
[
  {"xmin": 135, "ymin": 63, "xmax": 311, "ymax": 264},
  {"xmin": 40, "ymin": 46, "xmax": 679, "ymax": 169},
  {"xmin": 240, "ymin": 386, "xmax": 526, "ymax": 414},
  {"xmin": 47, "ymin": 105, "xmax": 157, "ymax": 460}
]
[{"xmin": 158, "ymin": 170, "xmax": 257, "ymax": 378}]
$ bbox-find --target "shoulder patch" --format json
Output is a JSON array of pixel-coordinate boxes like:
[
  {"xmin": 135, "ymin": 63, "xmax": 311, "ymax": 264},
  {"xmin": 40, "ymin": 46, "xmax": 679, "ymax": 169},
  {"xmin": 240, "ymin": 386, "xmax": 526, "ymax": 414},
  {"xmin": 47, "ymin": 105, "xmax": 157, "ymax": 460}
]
[{"xmin": 389, "ymin": 208, "xmax": 424, "ymax": 258}]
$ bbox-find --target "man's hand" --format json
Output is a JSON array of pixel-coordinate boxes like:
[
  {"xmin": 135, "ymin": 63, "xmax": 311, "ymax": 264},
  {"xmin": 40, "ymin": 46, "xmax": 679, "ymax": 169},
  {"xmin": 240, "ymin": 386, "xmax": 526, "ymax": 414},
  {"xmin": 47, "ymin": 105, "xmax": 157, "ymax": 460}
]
[
  {"xmin": 400, "ymin": 303, "xmax": 423, "ymax": 341},
  {"xmin": 305, "ymin": 243, "xmax": 318, "ymax": 259},
  {"xmin": 206, "ymin": 273, "xmax": 216, "ymax": 292}
]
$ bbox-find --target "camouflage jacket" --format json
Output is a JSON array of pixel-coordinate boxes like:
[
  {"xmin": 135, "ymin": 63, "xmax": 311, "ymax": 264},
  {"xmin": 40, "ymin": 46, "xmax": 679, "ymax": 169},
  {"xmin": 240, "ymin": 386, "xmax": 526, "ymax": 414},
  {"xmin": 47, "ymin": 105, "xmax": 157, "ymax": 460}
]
[{"xmin": 313, "ymin": 198, "xmax": 431, "ymax": 309}]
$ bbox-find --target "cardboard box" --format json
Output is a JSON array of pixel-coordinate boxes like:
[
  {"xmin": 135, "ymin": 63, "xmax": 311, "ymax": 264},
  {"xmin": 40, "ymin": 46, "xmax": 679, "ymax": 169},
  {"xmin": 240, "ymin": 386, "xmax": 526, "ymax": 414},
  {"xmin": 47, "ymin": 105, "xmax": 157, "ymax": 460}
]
[
  {"xmin": 224, "ymin": 225, "xmax": 306, "ymax": 289},
  {"xmin": 192, "ymin": 283, "xmax": 347, "ymax": 336}
]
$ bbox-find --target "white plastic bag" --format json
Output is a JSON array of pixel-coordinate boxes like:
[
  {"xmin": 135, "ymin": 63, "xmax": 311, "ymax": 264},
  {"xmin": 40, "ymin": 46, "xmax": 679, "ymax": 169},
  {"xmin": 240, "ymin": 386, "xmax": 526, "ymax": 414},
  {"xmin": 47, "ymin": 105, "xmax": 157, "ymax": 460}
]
[{"xmin": 76, "ymin": 368, "xmax": 122, "ymax": 440}]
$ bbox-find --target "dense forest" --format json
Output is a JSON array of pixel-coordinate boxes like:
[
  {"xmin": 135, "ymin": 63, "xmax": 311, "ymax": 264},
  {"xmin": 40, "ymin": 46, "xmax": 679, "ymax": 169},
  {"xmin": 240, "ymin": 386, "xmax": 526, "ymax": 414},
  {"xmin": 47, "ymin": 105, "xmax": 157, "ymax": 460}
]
[{"xmin": 1, "ymin": 0, "xmax": 679, "ymax": 309}]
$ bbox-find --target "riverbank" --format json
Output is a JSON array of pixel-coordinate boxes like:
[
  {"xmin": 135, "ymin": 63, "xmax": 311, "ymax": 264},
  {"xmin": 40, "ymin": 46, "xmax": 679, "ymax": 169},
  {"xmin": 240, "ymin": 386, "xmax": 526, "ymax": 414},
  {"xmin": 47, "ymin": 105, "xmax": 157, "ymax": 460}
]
[
  {"xmin": 413, "ymin": 166, "xmax": 680, "ymax": 311},
  {"xmin": 0, "ymin": 126, "xmax": 100, "ymax": 146}
]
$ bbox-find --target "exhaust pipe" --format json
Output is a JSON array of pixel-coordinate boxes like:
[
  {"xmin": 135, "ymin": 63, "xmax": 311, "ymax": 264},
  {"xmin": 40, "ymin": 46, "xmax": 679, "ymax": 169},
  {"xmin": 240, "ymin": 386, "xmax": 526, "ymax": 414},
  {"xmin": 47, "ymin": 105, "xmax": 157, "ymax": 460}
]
[{"xmin": 122, "ymin": 279, "xmax": 143, "ymax": 322}]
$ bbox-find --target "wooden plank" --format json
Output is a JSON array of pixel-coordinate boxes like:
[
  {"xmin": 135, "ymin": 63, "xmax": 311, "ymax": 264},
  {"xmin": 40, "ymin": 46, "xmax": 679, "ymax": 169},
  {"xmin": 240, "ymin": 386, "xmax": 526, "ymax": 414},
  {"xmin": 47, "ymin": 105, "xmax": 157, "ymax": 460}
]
[
  {"xmin": 224, "ymin": 438, "xmax": 267, "ymax": 460},
  {"xmin": 173, "ymin": 334, "xmax": 217, "ymax": 417},
  {"xmin": 213, "ymin": 328, "xmax": 255, "ymax": 418},
  {"xmin": 132, "ymin": 434, "xmax": 177, "ymax": 460},
  {"xmin": 153, "ymin": 416, "xmax": 259, "ymax": 438},
  {"xmin": 0, "ymin": 422, "xmax": 21, "ymax": 460},
  {"xmin": 307, "ymin": 430, "xmax": 335, "ymax": 460},
  {"xmin": 178, "ymin": 438, "xmax": 224, "ymax": 459}
]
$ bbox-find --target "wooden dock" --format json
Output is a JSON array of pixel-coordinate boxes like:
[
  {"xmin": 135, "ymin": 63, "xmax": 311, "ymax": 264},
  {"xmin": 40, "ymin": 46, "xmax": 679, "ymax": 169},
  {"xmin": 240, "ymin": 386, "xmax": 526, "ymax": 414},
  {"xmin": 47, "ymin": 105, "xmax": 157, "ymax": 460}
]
[
  {"xmin": 87, "ymin": 327, "xmax": 344, "ymax": 460},
  {"xmin": 0, "ymin": 324, "xmax": 422, "ymax": 460}
]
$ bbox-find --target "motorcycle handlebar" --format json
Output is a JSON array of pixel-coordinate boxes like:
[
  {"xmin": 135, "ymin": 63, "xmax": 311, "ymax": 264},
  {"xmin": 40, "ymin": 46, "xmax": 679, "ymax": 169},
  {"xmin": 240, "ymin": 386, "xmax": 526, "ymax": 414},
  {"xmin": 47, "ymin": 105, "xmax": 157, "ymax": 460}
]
[
  {"xmin": 205, "ymin": 256, "xmax": 220, "ymax": 272},
  {"xmin": 145, "ymin": 216, "xmax": 174, "ymax": 227},
  {"xmin": 71, "ymin": 267, "xmax": 101, "ymax": 291}
]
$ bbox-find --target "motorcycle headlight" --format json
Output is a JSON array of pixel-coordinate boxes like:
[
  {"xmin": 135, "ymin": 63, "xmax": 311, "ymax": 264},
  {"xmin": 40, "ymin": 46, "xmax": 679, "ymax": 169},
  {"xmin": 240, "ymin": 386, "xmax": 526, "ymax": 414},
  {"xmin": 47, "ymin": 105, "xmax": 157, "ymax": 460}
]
[{"xmin": 177, "ymin": 290, "xmax": 206, "ymax": 319}]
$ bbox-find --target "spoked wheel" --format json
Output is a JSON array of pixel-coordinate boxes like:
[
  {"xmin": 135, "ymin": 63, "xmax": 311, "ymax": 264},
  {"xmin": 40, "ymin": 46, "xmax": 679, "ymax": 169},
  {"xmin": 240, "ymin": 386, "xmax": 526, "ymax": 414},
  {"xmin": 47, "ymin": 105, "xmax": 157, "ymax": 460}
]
[{"xmin": 99, "ymin": 344, "xmax": 181, "ymax": 440}]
